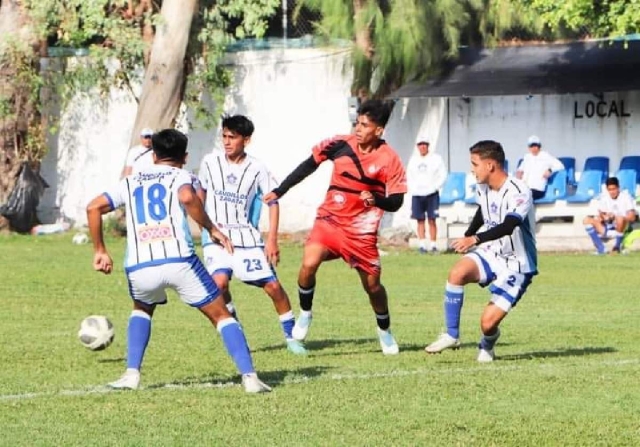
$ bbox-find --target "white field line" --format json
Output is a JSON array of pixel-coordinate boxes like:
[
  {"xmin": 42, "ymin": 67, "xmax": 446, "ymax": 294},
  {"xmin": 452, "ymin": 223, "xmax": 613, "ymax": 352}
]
[{"xmin": 1, "ymin": 358, "xmax": 638, "ymax": 402}]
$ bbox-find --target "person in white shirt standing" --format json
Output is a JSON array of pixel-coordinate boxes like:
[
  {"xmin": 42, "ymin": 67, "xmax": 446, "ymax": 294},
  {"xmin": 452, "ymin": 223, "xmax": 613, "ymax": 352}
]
[
  {"xmin": 515, "ymin": 135, "xmax": 564, "ymax": 200},
  {"xmin": 121, "ymin": 127, "xmax": 155, "ymax": 178},
  {"xmin": 407, "ymin": 138, "xmax": 447, "ymax": 253},
  {"xmin": 583, "ymin": 176, "xmax": 637, "ymax": 254}
]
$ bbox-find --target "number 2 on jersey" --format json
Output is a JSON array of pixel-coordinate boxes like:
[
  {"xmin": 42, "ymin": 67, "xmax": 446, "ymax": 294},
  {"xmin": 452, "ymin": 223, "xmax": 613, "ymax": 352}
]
[{"xmin": 133, "ymin": 184, "xmax": 168, "ymax": 224}]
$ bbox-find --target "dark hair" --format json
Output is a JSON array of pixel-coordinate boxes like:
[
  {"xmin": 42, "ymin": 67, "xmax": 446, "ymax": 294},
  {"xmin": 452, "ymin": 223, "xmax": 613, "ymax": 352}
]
[
  {"xmin": 151, "ymin": 129, "xmax": 188, "ymax": 162},
  {"xmin": 221, "ymin": 114, "xmax": 255, "ymax": 137},
  {"xmin": 606, "ymin": 177, "xmax": 620, "ymax": 187},
  {"xmin": 469, "ymin": 140, "xmax": 506, "ymax": 167},
  {"xmin": 357, "ymin": 99, "xmax": 393, "ymax": 127}
]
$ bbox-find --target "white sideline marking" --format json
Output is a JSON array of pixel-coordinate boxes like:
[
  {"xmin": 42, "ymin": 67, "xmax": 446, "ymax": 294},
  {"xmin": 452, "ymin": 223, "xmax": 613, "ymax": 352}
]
[{"xmin": 1, "ymin": 358, "xmax": 637, "ymax": 402}]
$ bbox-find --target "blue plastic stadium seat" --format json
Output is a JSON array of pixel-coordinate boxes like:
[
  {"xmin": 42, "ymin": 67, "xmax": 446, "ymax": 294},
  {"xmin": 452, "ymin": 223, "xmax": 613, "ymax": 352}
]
[
  {"xmin": 583, "ymin": 156, "xmax": 609, "ymax": 182},
  {"xmin": 619, "ymin": 156, "xmax": 640, "ymax": 184},
  {"xmin": 534, "ymin": 170, "xmax": 568, "ymax": 204},
  {"xmin": 616, "ymin": 169, "xmax": 637, "ymax": 197},
  {"xmin": 440, "ymin": 172, "xmax": 467, "ymax": 204},
  {"xmin": 566, "ymin": 170, "xmax": 603, "ymax": 203},
  {"xmin": 558, "ymin": 157, "xmax": 576, "ymax": 187}
]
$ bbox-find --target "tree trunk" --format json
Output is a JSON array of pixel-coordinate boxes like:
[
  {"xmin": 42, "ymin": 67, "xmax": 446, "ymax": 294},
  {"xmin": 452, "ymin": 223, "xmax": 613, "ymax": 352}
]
[
  {"xmin": 129, "ymin": 0, "xmax": 197, "ymax": 147},
  {"xmin": 352, "ymin": 0, "xmax": 374, "ymax": 99}
]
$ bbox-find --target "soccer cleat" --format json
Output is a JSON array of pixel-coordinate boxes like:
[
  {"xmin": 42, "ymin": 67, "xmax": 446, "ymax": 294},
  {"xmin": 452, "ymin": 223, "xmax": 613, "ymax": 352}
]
[
  {"xmin": 376, "ymin": 328, "xmax": 400, "ymax": 355},
  {"xmin": 242, "ymin": 373, "xmax": 272, "ymax": 393},
  {"xmin": 424, "ymin": 333, "xmax": 461, "ymax": 353},
  {"xmin": 286, "ymin": 339, "xmax": 308, "ymax": 355},
  {"xmin": 418, "ymin": 247, "xmax": 428, "ymax": 254},
  {"xmin": 108, "ymin": 369, "xmax": 141, "ymax": 390},
  {"xmin": 477, "ymin": 348, "xmax": 495, "ymax": 363},
  {"xmin": 429, "ymin": 247, "xmax": 440, "ymax": 255},
  {"xmin": 292, "ymin": 312, "xmax": 312, "ymax": 341}
]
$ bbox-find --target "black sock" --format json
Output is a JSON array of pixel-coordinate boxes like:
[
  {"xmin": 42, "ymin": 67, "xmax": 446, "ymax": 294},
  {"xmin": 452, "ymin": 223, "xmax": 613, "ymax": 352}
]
[
  {"xmin": 375, "ymin": 311, "xmax": 390, "ymax": 331},
  {"xmin": 298, "ymin": 283, "xmax": 315, "ymax": 311}
]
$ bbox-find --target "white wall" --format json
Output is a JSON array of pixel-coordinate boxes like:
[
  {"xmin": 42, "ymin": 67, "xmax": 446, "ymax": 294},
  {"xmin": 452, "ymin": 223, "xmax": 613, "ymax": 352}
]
[
  {"xmin": 38, "ymin": 47, "xmax": 354, "ymax": 230},
  {"xmin": 38, "ymin": 46, "xmax": 640, "ymax": 233}
]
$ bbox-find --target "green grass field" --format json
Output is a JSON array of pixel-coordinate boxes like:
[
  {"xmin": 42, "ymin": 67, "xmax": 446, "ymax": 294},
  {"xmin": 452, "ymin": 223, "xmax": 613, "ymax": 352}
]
[{"xmin": 1, "ymin": 234, "xmax": 639, "ymax": 446}]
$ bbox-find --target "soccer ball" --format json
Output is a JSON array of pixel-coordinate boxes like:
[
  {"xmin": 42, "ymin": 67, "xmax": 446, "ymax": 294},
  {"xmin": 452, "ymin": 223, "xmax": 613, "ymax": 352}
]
[
  {"xmin": 78, "ymin": 315, "xmax": 115, "ymax": 351},
  {"xmin": 72, "ymin": 233, "xmax": 89, "ymax": 244}
]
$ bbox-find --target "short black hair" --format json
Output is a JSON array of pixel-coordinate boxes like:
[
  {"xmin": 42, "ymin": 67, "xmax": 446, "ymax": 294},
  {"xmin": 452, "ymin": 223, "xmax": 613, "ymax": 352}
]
[
  {"xmin": 606, "ymin": 177, "xmax": 620, "ymax": 187},
  {"xmin": 221, "ymin": 114, "xmax": 255, "ymax": 137},
  {"xmin": 357, "ymin": 99, "xmax": 393, "ymax": 127},
  {"xmin": 469, "ymin": 140, "xmax": 506, "ymax": 167},
  {"xmin": 151, "ymin": 129, "xmax": 188, "ymax": 162}
]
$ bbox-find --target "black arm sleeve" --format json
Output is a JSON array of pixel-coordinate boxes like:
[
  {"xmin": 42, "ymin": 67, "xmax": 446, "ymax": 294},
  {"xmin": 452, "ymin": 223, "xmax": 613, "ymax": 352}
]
[
  {"xmin": 272, "ymin": 156, "xmax": 319, "ymax": 197},
  {"xmin": 373, "ymin": 193, "xmax": 404, "ymax": 212},
  {"xmin": 464, "ymin": 207, "xmax": 484, "ymax": 237},
  {"xmin": 475, "ymin": 214, "xmax": 522, "ymax": 244}
]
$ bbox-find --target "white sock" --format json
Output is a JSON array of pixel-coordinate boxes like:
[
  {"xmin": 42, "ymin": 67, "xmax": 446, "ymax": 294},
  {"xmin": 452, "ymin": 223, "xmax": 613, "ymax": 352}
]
[
  {"xmin": 299, "ymin": 310, "xmax": 312, "ymax": 318},
  {"xmin": 429, "ymin": 240, "xmax": 437, "ymax": 250},
  {"xmin": 419, "ymin": 239, "xmax": 427, "ymax": 249}
]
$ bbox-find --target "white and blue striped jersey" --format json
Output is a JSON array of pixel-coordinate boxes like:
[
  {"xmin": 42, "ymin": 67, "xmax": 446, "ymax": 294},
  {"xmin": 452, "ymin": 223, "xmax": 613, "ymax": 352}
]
[
  {"xmin": 198, "ymin": 152, "xmax": 278, "ymax": 248},
  {"xmin": 475, "ymin": 176, "xmax": 537, "ymax": 274},
  {"xmin": 104, "ymin": 165, "xmax": 196, "ymax": 269},
  {"xmin": 594, "ymin": 189, "xmax": 636, "ymax": 216}
]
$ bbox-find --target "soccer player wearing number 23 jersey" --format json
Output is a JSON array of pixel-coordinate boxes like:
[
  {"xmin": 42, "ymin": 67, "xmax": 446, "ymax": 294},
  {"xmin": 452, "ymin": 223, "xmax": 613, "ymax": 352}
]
[{"xmin": 263, "ymin": 100, "xmax": 407, "ymax": 355}]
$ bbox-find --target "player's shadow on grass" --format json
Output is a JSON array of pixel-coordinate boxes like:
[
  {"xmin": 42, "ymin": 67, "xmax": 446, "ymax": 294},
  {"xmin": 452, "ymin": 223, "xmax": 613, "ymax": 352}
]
[
  {"xmin": 400, "ymin": 341, "xmax": 488, "ymax": 352},
  {"xmin": 145, "ymin": 366, "xmax": 333, "ymax": 390},
  {"xmin": 97, "ymin": 357, "xmax": 126, "ymax": 363},
  {"xmin": 255, "ymin": 337, "xmax": 389, "ymax": 356},
  {"xmin": 499, "ymin": 346, "xmax": 616, "ymax": 361}
]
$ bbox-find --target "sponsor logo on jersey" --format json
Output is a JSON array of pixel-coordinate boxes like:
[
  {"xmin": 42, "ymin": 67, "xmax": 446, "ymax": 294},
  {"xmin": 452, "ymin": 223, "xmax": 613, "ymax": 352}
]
[
  {"xmin": 137, "ymin": 225, "xmax": 173, "ymax": 243},
  {"xmin": 214, "ymin": 190, "xmax": 248, "ymax": 204},
  {"xmin": 333, "ymin": 192, "xmax": 346, "ymax": 205}
]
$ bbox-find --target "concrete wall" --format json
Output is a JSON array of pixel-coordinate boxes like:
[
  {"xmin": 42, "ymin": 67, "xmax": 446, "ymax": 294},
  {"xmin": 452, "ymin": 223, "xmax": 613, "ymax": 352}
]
[{"xmin": 38, "ymin": 46, "xmax": 640, "ymax": 242}]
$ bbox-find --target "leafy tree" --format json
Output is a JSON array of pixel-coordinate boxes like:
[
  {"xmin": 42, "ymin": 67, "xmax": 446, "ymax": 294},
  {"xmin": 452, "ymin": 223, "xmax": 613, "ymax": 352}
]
[
  {"xmin": 296, "ymin": 0, "xmax": 548, "ymax": 98},
  {"xmin": 0, "ymin": 0, "xmax": 279, "ymax": 229},
  {"xmin": 529, "ymin": 0, "xmax": 640, "ymax": 39}
]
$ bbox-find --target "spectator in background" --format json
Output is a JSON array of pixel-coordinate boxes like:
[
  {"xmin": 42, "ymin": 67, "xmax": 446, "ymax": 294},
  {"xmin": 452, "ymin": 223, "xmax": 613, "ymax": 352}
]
[
  {"xmin": 515, "ymin": 135, "xmax": 564, "ymax": 200},
  {"xmin": 121, "ymin": 128, "xmax": 155, "ymax": 178},
  {"xmin": 407, "ymin": 138, "xmax": 447, "ymax": 253},
  {"xmin": 583, "ymin": 176, "xmax": 637, "ymax": 254}
]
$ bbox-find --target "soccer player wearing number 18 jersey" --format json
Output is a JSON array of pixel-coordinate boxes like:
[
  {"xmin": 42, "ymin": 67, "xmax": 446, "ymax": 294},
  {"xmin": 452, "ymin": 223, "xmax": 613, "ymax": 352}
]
[
  {"xmin": 86, "ymin": 129, "xmax": 270, "ymax": 392},
  {"xmin": 263, "ymin": 100, "xmax": 407, "ymax": 355}
]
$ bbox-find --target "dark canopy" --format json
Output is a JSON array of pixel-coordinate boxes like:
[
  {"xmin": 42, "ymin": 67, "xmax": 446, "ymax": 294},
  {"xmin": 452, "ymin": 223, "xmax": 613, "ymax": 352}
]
[{"xmin": 391, "ymin": 40, "xmax": 640, "ymax": 98}]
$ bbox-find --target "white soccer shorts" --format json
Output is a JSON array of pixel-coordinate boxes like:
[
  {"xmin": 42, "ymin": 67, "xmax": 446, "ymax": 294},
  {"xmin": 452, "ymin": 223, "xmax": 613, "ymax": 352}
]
[
  {"xmin": 125, "ymin": 255, "xmax": 220, "ymax": 308},
  {"xmin": 465, "ymin": 247, "xmax": 535, "ymax": 312},
  {"xmin": 203, "ymin": 244, "xmax": 277, "ymax": 286}
]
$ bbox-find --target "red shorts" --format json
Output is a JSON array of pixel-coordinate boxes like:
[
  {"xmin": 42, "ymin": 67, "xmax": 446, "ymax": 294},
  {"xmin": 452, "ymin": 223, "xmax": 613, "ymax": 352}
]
[{"xmin": 307, "ymin": 218, "xmax": 381, "ymax": 276}]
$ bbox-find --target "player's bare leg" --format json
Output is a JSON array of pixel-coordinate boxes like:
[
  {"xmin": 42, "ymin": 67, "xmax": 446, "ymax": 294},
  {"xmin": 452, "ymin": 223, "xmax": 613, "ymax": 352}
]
[
  {"xmin": 477, "ymin": 303, "xmax": 508, "ymax": 362},
  {"xmin": 212, "ymin": 273, "xmax": 238, "ymax": 319},
  {"xmin": 199, "ymin": 294, "xmax": 270, "ymax": 393},
  {"xmin": 358, "ymin": 269, "xmax": 399, "ymax": 355},
  {"xmin": 427, "ymin": 217, "xmax": 438, "ymax": 253},
  {"xmin": 426, "ymin": 257, "xmax": 479, "ymax": 354},
  {"xmin": 416, "ymin": 219, "xmax": 427, "ymax": 253},
  {"xmin": 292, "ymin": 243, "xmax": 331, "ymax": 341},
  {"xmin": 263, "ymin": 281, "xmax": 307, "ymax": 355},
  {"xmin": 109, "ymin": 301, "xmax": 156, "ymax": 390}
]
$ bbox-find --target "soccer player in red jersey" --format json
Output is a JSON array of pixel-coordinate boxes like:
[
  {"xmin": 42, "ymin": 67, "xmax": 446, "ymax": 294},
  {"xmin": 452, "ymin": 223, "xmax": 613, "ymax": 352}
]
[{"xmin": 262, "ymin": 99, "xmax": 407, "ymax": 354}]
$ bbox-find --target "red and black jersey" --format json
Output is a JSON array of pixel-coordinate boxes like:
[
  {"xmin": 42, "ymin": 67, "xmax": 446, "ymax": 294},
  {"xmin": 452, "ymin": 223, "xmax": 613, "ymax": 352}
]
[{"xmin": 311, "ymin": 134, "xmax": 407, "ymax": 235}]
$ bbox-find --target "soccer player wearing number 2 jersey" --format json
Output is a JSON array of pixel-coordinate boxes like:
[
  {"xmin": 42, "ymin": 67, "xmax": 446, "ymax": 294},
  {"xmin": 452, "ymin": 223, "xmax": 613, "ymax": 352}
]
[
  {"xmin": 263, "ymin": 100, "xmax": 407, "ymax": 355},
  {"xmin": 86, "ymin": 129, "xmax": 270, "ymax": 393},
  {"xmin": 198, "ymin": 115, "xmax": 307, "ymax": 355}
]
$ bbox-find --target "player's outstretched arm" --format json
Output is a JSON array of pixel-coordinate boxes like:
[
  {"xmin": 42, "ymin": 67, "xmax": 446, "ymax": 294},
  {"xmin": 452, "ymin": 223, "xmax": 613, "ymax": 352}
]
[
  {"xmin": 263, "ymin": 156, "xmax": 319, "ymax": 202},
  {"xmin": 86, "ymin": 194, "xmax": 114, "ymax": 274},
  {"xmin": 178, "ymin": 184, "xmax": 234, "ymax": 254}
]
